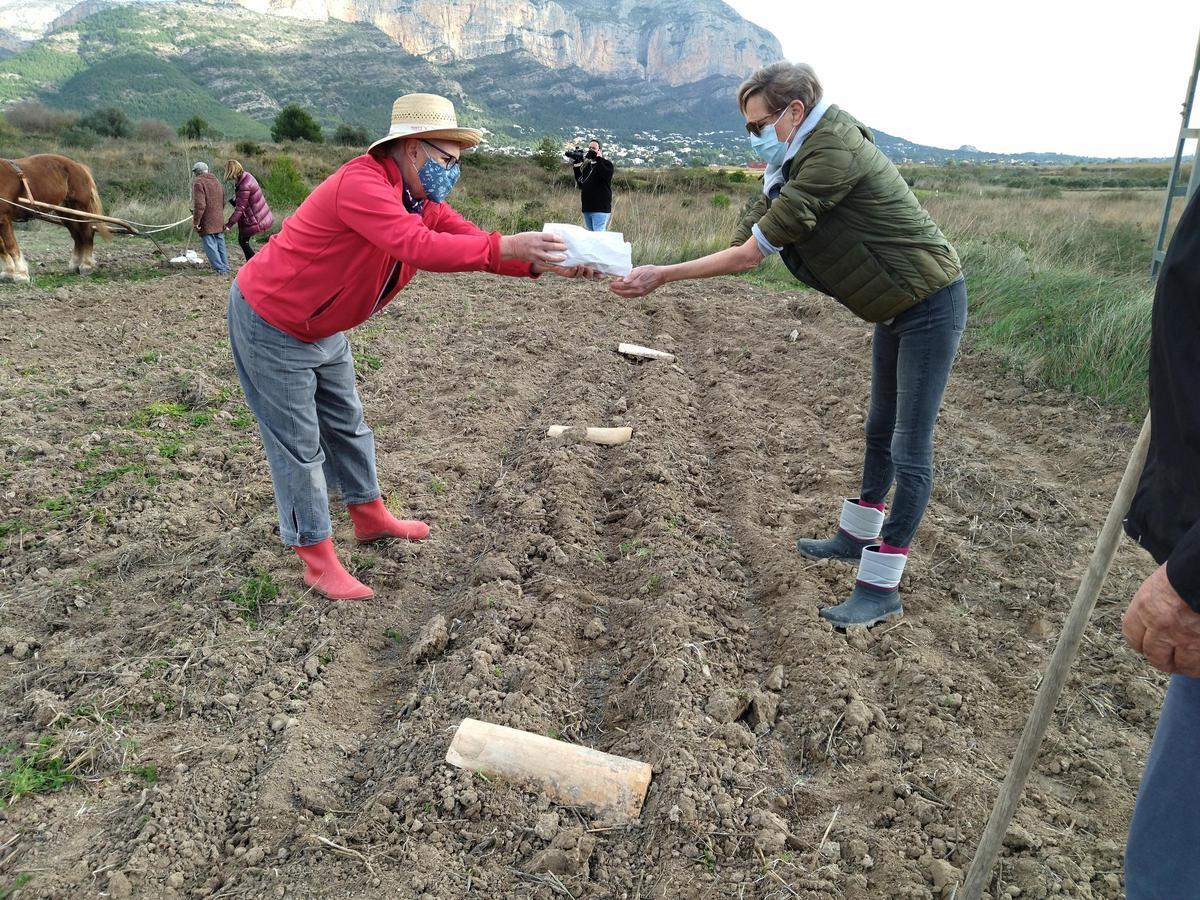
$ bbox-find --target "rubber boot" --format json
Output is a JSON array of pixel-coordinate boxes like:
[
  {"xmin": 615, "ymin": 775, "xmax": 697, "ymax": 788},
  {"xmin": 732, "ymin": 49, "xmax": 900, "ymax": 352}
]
[
  {"xmin": 294, "ymin": 539, "xmax": 373, "ymax": 601},
  {"xmin": 819, "ymin": 545, "xmax": 905, "ymax": 628},
  {"xmin": 797, "ymin": 498, "xmax": 884, "ymax": 564},
  {"xmin": 347, "ymin": 498, "xmax": 431, "ymax": 543}
]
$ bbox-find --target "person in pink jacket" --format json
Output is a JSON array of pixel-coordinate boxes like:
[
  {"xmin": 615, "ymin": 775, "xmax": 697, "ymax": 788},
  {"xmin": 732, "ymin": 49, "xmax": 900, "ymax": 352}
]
[
  {"xmin": 229, "ymin": 93, "xmax": 594, "ymax": 601},
  {"xmin": 223, "ymin": 159, "xmax": 274, "ymax": 261}
]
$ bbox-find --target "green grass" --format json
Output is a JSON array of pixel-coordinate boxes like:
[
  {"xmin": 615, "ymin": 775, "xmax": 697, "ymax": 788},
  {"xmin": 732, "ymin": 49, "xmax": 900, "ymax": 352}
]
[
  {"xmin": 126, "ymin": 765, "xmax": 158, "ymax": 784},
  {"xmin": 1, "ymin": 737, "xmax": 75, "ymax": 807},
  {"xmin": 960, "ymin": 248, "xmax": 1151, "ymax": 409},
  {"xmin": 129, "ymin": 401, "xmax": 189, "ymax": 429},
  {"xmin": 1, "ymin": 874, "xmax": 34, "ymax": 899},
  {"xmin": 32, "ymin": 265, "xmax": 172, "ymax": 291},
  {"xmin": 228, "ymin": 570, "xmax": 280, "ymax": 625}
]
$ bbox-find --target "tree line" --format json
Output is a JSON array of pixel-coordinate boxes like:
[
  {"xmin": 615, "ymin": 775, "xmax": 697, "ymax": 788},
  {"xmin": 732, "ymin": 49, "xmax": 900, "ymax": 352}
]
[{"xmin": 1, "ymin": 101, "xmax": 372, "ymax": 147}]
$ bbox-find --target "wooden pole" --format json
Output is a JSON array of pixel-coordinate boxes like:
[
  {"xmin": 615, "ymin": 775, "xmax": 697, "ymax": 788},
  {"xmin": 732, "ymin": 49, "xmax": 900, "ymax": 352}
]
[
  {"xmin": 617, "ymin": 343, "xmax": 676, "ymax": 363},
  {"xmin": 445, "ymin": 718, "xmax": 652, "ymax": 819},
  {"xmin": 546, "ymin": 425, "xmax": 632, "ymax": 446},
  {"xmin": 16, "ymin": 196, "xmax": 136, "ymax": 230},
  {"xmin": 961, "ymin": 413, "xmax": 1152, "ymax": 899}
]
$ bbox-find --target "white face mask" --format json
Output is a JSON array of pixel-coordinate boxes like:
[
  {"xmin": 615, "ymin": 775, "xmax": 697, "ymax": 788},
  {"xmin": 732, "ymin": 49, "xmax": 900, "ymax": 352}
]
[{"xmin": 748, "ymin": 107, "xmax": 799, "ymax": 167}]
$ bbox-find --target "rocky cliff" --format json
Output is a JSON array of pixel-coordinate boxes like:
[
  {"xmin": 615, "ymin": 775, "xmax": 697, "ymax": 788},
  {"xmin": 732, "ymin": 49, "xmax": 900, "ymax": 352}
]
[{"xmin": 233, "ymin": 0, "xmax": 783, "ymax": 86}]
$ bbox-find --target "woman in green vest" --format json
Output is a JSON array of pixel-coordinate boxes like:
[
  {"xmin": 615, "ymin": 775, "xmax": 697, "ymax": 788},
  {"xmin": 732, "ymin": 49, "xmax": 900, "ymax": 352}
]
[{"xmin": 611, "ymin": 61, "xmax": 967, "ymax": 629}]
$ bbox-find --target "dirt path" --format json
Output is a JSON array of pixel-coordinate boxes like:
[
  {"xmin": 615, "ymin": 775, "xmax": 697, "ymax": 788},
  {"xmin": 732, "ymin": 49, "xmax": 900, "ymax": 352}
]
[{"xmin": 0, "ymin": 254, "xmax": 1159, "ymax": 899}]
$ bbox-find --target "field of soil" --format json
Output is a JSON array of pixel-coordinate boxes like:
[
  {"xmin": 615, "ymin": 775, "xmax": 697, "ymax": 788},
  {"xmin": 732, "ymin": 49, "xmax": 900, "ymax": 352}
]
[{"xmin": 0, "ymin": 232, "xmax": 1162, "ymax": 899}]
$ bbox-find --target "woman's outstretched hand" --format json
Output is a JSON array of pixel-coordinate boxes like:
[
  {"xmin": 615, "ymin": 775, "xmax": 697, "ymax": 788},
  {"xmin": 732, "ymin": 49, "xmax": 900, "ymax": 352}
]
[
  {"xmin": 609, "ymin": 265, "xmax": 666, "ymax": 298},
  {"xmin": 531, "ymin": 263, "xmax": 605, "ymax": 279},
  {"xmin": 500, "ymin": 232, "xmax": 567, "ymax": 266}
]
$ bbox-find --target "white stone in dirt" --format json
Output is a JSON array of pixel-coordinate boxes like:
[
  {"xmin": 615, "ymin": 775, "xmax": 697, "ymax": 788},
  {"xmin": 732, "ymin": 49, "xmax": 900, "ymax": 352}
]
[
  {"xmin": 304, "ymin": 656, "xmax": 321, "ymax": 679},
  {"xmin": 534, "ymin": 811, "xmax": 560, "ymax": 841},
  {"xmin": 167, "ymin": 872, "xmax": 185, "ymax": 889},
  {"xmin": 269, "ymin": 714, "xmax": 287, "ymax": 733},
  {"xmin": 243, "ymin": 846, "xmax": 265, "ymax": 866},
  {"xmin": 11, "ymin": 642, "xmax": 29, "ymax": 660},
  {"xmin": 219, "ymin": 693, "xmax": 240, "ymax": 708},
  {"xmin": 408, "ymin": 614, "xmax": 449, "ymax": 663}
]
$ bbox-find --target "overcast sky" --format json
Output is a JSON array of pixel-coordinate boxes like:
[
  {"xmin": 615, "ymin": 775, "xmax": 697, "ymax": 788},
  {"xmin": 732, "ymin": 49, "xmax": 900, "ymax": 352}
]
[{"xmin": 724, "ymin": 0, "xmax": 1198, "ymax": 158}]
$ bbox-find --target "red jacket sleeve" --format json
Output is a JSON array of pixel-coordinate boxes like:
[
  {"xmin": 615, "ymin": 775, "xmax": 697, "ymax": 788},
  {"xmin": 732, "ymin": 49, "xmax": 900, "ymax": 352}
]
[
  {"xmin": 433, "ymin": 204, "xmax": 535, "ymax": 278},
  {"xmin": 333, "ymin": 166, "xmax": 507, "ymax": 274}
]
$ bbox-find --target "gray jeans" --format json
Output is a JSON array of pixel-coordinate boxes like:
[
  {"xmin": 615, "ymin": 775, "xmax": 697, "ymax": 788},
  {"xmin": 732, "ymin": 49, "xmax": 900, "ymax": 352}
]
[
  {"xmin": 227, "ymin": 281, "xmax": 379, "ymax": 546},
  {"xmin": 861, "ymin": 277, "xmax": 968, "ymax": 547}
]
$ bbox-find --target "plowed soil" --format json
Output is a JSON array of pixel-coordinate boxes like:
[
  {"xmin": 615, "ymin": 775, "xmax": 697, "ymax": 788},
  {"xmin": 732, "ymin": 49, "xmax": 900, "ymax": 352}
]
[{"xmin": 0, "ymin": 235, "xmax": 1160, "ymax": 899}]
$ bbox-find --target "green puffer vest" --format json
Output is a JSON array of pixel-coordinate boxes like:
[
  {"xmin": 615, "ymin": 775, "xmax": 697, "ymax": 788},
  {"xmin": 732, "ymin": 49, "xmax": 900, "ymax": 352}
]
[{"xmin": 732, "ymin": 105, "xmax": 962, "ymax": 323}]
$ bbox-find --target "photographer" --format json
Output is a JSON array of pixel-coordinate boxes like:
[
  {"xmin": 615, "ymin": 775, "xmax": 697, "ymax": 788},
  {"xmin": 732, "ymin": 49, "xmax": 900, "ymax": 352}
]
[{"xmin": 567, "ymin": 139, "xmax": 614, "ymax": 231}]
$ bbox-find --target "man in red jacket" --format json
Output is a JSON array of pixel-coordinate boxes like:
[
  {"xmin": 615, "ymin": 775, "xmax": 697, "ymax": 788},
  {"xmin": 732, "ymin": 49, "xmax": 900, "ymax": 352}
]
[{"xmin": 229, "ymin": 93, "xmax": 593, "ymax": 601}]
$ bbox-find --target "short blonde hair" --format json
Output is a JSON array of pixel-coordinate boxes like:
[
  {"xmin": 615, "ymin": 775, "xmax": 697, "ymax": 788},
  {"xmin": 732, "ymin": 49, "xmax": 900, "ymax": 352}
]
[
  {"xmin": 224, "ymin": 159, "xmax": 244, "ymax": 181},
  {"xmin": 737, "ymin": 62, "xmax": 823, "ymax": 115}
]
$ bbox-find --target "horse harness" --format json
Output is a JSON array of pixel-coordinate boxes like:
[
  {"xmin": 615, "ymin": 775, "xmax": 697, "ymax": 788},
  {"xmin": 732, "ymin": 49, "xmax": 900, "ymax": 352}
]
[{"xmin": 1, "ymin": 158, "xmax": 36, "ymax": 203}]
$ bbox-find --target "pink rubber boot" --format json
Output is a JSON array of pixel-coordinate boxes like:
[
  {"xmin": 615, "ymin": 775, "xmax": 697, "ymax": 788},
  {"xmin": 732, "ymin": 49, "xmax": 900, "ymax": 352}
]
[
  {"xmin": 294, "ymin": 539, "xmax": 373, "ymax": 601},
  {"xmin": 347, "ymin": 498, "xmax": 431, "ymax": 543}
]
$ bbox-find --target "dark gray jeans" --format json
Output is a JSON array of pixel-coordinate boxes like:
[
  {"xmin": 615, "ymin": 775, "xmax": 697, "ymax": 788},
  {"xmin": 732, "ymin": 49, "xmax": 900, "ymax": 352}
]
[
  {"xmin": 227, "ymin": 281, "xmax": 380, "ymax": 546},
  {"xmin": 860, "ymin": 277, "xmax": 967, "ymax": 547},
  {"xmin": 1125, "ymin": 673, "xmax": 1200, "ymax": 898}
]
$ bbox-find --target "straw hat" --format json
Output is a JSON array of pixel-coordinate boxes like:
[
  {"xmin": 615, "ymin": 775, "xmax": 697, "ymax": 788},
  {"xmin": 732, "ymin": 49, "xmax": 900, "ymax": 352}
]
[{"xmin": 368, "ymin": 93, "xmax": 483, "ymax": 152}]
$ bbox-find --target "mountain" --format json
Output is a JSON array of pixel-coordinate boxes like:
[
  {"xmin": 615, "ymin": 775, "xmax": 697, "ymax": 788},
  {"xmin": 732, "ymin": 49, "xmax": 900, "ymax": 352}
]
[
  {"xmin": 0, "ymin": 0, "xmax": 1122, "ymax": 165},
  {"xmin": 0, "ymin": 0, "xmax": 787, "ymax": 152}
]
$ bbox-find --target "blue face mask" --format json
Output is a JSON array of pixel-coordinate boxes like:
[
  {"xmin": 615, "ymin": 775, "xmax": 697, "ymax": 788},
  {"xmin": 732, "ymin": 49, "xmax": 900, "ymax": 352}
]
[
  {"xmin": 417, "ymin": 142, "xmax": 460, "ymax": 203},
  {"xmin": 748, "ymin": 108, "xmax": 795, "ymax": 167}
]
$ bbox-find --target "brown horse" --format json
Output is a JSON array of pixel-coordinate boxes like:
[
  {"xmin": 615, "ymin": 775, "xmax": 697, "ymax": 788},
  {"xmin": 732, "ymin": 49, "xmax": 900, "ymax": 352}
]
[{"xmin": 0, "ymin": 153, "xmax": 111, "ymax": 283}]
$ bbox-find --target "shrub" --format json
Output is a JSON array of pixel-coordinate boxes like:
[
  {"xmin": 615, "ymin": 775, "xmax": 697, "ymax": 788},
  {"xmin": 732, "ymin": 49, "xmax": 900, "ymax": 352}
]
[
  {"xmin": 332, "ymin": 123, "xmax": 371, "ymax": 146},
  {"xmin": 533, "ymin": 136, "xmax": 561, "ymax": 172},
  {"xmin": 261, "ymin": 155, "xmax": 310, "ymax": 208},
  {"xmin": 235, "ymin": 140, "xmax": 264, "ymax": 157},
  {"xmin": 711, "ymin": 193, "xmax": 731, "ymax": 208},
  {"xmin": 77, "ymin": 107, "xmax": 132, "ymax": 139},
  {"xmin": 60, "ymin": 125, "xmax": 100, "ymax": 149},
  {"xmin": 178, "ymin": 116, "xmax": 210, "ymax": 140},
  {"xmin": 271, "ymin": 105, "xmax": 322, "ymax": 143},
  {"xmin": 134, "ymin": 118, "xmax": 176, "ymax": 143},
  {"xmin": 6, "ymin": 101, "xmax": 76, "ymax": 134}
]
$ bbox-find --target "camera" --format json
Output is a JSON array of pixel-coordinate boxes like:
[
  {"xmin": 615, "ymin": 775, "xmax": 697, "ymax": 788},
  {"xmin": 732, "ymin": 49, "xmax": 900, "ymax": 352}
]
[{"xmin": 562, "ymin": 147, "xmax": 588, "ymax": 164}]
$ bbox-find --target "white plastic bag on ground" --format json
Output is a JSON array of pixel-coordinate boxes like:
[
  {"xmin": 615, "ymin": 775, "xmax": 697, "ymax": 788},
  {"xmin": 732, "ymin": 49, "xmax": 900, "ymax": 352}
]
[
  {"xmin": 543, "ymin": 222, "xmax": 633, "ymax": 277},
  {"xmin": 169, "ymin": 249, "xmax": 205, "ymax": 266}
]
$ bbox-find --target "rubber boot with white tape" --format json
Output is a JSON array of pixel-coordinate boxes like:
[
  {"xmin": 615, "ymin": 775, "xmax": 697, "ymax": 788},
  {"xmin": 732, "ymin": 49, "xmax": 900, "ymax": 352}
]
[
  {"xmin": 819, "ymin": 545, "xmax": 905, "ymax": 628},
  {"xmin": 797, "ymin": 499, "xmax": 885, "ymax": 564}
]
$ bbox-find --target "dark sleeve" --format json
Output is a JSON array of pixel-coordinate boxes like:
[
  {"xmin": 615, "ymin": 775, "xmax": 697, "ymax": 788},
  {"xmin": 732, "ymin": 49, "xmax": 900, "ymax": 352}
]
[
  {"xmin": 756, "ymin": 143, "xmax": 860, "ymax": 248},
  {"xmin": 1167, "ymin": 521, "xmax": 1200, "ymax": 612},
  {"xmin": 598, "ymin": 159, "xmax": 614, "ymax": 185},
  {"xmin": 731, "ymin": 194, "xmax": 769, "ymax": 246}
]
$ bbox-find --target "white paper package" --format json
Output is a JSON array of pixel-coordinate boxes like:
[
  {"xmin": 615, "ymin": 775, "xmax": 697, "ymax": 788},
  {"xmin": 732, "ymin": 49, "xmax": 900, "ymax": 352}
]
[{"xmin": 542, "ymin": 222, "xmax": 633, "ymax": 277}]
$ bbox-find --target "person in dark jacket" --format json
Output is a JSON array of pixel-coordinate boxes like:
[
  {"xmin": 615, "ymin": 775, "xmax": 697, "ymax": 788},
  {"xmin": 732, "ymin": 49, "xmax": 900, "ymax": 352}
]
[
  {"xmin": 611, "ymin": 61, "xmax": 965, "ymax": 629},
  {"xmin": 571, "ymin": 139, "xmax": 614, "ymax": 231},
  {"xmin": 1122, "ymin": 186, "xmax": 1200, "ymax": 898},
  {"xmin": 223, "ymin": 159, "xmax": 275, "ymax": 261},
  {"xmin": 191, "ymin": 161, "xmax": 229, "ymax": 274}
]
